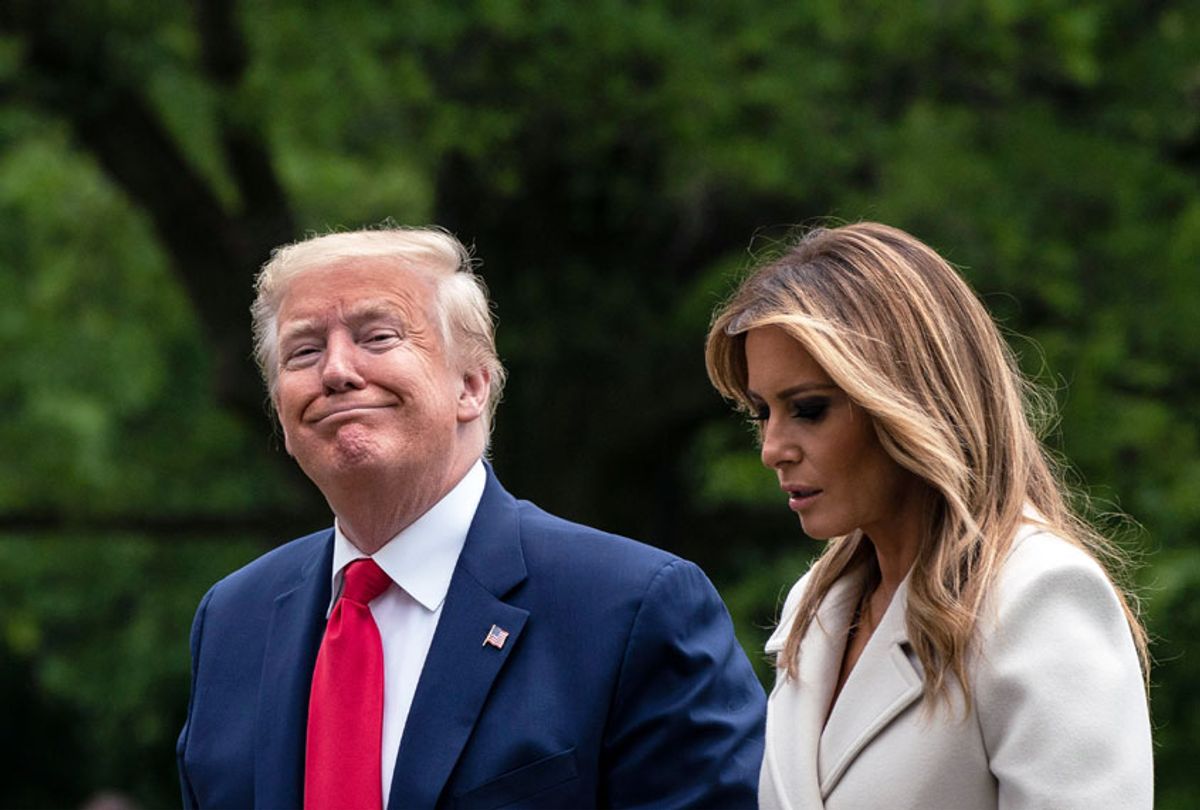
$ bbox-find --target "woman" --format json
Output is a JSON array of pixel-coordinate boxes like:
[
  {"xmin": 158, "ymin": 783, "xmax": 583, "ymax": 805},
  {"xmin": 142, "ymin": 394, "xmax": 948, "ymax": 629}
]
[{"xmin": 705, "ymin": 223, "xmax": 1152, "ymax": 809}]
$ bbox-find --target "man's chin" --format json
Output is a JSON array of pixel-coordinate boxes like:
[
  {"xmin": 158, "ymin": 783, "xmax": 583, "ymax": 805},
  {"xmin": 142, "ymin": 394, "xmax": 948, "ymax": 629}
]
[
  {"xmin": 330, "ymin": 441, "xmax": 384, "ymax": 472},
  {"xmin": 293, "ymin": 435, "xmax": 385, "ymax": 481}
]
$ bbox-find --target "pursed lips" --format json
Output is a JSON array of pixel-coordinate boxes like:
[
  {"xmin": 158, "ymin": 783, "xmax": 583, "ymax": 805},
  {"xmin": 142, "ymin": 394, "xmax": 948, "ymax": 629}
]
[{"xmin": 307, "ymin": 402, "xmax": 393, "ymax": 424}]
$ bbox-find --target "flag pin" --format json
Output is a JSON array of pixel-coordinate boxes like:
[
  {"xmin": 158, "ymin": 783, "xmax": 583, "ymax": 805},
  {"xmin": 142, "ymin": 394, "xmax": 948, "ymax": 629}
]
[{"xmin": 483, "ymin": 624, "xmax": 509, "ymax": 650}]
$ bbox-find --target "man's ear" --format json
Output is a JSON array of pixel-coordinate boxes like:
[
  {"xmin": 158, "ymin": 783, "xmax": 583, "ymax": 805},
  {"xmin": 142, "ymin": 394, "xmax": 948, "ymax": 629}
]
[{"xmin": 457, "ymin": 367, "xmax": 491, "ymax": 423}]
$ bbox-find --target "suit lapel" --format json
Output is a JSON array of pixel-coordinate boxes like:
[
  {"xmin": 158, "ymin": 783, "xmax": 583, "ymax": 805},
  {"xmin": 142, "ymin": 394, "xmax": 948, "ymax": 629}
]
[
  {"xmin": 254, "ymin": 532, "xmax": 334, "ymax": 810},
  {"xmin": 817, "ymin": 576, "xmax": 922, "ymax": 800},
  {"xmin": 761, "ymin": 569, "xmax": 864, "ymax": 810},
  {"xmin": 388, "ymin": 470, "xmax": 529, "ymax": 809}
]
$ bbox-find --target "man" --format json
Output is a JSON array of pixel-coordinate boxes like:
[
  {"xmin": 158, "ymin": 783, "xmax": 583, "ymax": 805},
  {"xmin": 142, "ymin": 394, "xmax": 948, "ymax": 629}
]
[{"xmin": 176, "ymin": 227, "xmax": 765, "ymax": 809}]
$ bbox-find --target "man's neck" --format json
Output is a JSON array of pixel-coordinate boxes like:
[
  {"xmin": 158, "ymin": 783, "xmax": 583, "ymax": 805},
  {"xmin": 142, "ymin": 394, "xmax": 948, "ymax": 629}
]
[{"xmin": 324, "ymin": 455, "xmax": 482, "ymax": 555}]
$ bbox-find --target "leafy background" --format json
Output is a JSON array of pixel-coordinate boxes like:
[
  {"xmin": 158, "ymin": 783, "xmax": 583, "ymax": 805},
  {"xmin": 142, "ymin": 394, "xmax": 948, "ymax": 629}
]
[{"xmin": 1, "ymin": 1, "xmax": 1197, "ymax": 806}]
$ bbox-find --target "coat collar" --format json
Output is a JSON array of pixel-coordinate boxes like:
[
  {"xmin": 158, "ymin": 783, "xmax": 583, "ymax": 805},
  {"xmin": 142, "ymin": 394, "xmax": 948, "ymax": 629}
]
[
  {"xmin": 760, "ymin": 566, "xmax": 925, "ymax": 809},
  {"xmin": 387, "ymin": 465, "xmax": 530, "ymax": 808},
  {"xmin": 816, "ymin": 572, "xmax": 922, "ymax": 800},
  {"xmin": 761, "ymin": 567, "xmax": 864, "ymax": 810},
  {"xmin": 254, "ymin": 530, "xmax": 335, "ymax": 810},
  {"xmin": 250, "ymin": 464, "xmax": 531, "ymax": 809}
]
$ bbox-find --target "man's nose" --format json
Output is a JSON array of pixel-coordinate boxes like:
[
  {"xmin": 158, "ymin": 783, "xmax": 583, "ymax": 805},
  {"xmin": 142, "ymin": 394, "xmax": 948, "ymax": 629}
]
[{"xmin": 321, "ymin": 334, "xmax": 366, "ymax": 393}]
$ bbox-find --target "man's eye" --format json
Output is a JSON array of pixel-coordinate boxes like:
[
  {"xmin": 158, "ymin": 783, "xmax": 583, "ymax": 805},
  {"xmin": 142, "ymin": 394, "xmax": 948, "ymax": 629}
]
[
  {"xmin": 362, "ymin": 331, "xmax": 401, "ymax": 348},
  {"xmin": 283, "ymin": 346, "xmax": 320, "ymax": 366}
]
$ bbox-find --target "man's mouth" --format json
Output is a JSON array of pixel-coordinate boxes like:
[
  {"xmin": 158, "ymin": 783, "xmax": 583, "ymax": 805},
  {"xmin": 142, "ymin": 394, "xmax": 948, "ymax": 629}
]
[{"xmin": 311, "ymin": 403, "xmax": 390, "ymax": 423}]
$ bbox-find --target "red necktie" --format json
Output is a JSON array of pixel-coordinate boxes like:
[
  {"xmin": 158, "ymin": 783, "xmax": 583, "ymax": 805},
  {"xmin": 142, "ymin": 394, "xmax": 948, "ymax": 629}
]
[{"xmin": 305, "ymin": 558, "xmax": 393, "ymax": 810}]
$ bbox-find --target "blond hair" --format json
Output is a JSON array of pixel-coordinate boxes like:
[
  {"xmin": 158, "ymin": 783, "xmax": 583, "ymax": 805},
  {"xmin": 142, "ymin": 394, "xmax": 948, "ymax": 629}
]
[
  {"xmin": 252, "ymin": 226, "xmax": 507, "ymax": 433},
  {"xmin": 705, "ymin": 222, "xmax": 1147, "ymax": 704}
]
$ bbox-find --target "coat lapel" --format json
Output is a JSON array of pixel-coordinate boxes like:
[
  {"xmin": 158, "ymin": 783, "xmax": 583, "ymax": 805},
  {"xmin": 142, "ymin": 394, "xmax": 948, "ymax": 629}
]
[
  {"xmin": 761, "ymin": 569, "xmax": 864, "ymax": 810},
  {"xmin": 388, "ymin": 470, "xmax": 529, "ymax": 809},
  {"xmin": 254, "ymin": 532, "xmax": 335, "ymax": 810},
  {"xmin": 817, "ymin": 576, "xmax": 922, "ymax": 800}
]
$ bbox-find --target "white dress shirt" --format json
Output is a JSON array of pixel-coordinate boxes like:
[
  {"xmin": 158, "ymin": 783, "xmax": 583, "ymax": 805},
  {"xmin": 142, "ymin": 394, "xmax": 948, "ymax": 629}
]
[{"xmin": 326, "ymin": 460, "xmax": 486, "ymax": 809}]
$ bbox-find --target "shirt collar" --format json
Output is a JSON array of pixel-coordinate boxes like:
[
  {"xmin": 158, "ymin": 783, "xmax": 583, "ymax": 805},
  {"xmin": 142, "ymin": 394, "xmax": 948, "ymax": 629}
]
[{"xmin": 327, "ymin": 459, "xmax": 486, "ymax": 616}]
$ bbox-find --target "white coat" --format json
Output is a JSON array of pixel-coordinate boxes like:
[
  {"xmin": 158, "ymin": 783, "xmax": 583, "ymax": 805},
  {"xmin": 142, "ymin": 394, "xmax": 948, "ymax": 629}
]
[{"xmin": 759, "ymin": 524, "xmax": 1153, "ymax": 810}]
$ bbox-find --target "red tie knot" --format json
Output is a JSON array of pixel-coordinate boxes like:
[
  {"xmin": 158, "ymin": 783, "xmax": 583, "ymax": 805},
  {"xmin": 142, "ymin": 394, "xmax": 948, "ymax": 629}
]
[{"xmin": 340, "ymin": 558, "xmax": 391, "ymax": 605}]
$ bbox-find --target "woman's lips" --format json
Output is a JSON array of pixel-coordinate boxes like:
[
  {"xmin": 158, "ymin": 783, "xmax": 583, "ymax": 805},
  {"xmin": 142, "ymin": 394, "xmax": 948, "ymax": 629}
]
[{"xmin": 786, "ymin": 487, "xmax": 823, "ymax": 511}]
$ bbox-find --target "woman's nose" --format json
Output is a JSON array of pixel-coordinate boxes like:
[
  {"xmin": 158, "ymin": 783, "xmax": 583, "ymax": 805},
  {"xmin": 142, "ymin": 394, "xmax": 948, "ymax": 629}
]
[{"xmin": 760, "ymin": 418, "xmax": 800, "ymax": 469}]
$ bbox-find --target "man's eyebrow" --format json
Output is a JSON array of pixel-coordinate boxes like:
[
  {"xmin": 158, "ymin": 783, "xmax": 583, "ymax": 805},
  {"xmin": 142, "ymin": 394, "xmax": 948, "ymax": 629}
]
[
  {"xmin": 342, "ymin": 299, "xmax": 406, "ymax": 324},
  {"xmin": 278, "ymin": 300, "xmax": 407, "ymax": 344},
  {"xmin": 746, "ymin": 382, "xmax": 839, "ymax": 401},
  {"xmin": 278, "ymin": 318, "xmax": 322, "ymax": 344}
]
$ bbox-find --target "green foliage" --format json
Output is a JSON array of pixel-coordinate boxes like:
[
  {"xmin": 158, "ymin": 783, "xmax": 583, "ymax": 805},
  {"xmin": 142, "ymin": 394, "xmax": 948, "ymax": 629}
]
[
  {"xmin": 1, "ymin": 0, "xmax": 1198, "ymax": 804},
  {"xmin": 1143, "ymin": 548, "xmax": 1200, "ymax": 810},
  {"xmin": 0, "ymin": 533, "xmax": 262, "ymax": 808},
  {"xmin": 721, "ymin": 545, "xmax": 821, "ymax": 686},
  {"xmin": 0, "ymin": 129, "xmax": 297, "ymax": 518}
]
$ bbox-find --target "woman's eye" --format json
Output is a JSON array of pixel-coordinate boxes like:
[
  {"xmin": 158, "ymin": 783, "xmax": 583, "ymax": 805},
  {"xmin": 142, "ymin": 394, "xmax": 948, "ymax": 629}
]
[
  {"xmin": 790, "ymin": 397, "xmax": 830, "ymax": 421},
  {"xmin": 749, "ymin": 405, "xmax": 769, "ymax": 422}
]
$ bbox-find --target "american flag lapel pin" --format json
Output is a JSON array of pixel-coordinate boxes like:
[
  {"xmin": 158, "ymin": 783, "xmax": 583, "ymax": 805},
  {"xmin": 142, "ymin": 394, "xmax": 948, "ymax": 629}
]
[{"xmin": 483, "ymin": 624, "xmax": 509, "ymax": 650}]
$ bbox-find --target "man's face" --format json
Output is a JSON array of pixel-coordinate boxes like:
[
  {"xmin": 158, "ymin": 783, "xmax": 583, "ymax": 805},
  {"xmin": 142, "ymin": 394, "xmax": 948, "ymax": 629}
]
[{"xmin": 273, "ymin": 258, "xmax": 472, "ymax": 493}]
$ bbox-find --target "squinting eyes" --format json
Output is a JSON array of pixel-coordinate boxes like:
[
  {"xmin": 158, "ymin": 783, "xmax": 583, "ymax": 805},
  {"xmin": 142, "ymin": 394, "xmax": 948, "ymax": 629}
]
[
  {"xmin": 282, "ymin": 348, "xmax": 320, "ymax": 369},
  {"xmin": 281, "ymin": 330, "xmax": 403, "ymax": 367},
  {"xmin": 284, "ymin": 345, "xmax": 318, "ymax": 360}
]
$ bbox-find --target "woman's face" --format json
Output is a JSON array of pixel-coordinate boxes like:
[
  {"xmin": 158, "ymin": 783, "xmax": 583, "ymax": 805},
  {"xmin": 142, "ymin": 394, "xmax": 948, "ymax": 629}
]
[{"xmin": 743, "ymin": 325, "xmax": 920, "ymax": 543}]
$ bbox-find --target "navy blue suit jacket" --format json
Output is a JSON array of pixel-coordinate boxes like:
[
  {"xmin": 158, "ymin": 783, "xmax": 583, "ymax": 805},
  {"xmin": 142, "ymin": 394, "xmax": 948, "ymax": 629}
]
[{"xmin": 177, "ymin": 469, "xmax": 765, "ymax": 808}]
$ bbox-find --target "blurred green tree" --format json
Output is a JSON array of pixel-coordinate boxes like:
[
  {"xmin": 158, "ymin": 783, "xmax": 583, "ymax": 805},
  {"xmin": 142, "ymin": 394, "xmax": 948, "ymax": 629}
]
[{"xmin": 0, "ymin": 0, "xmax": 1197, "ymax": 806}]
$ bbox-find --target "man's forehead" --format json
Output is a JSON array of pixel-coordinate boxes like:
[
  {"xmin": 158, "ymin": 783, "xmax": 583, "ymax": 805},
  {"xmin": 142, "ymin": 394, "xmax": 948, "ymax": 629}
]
[
  {"xmin": 279, "ymin": 296, "xmax": 418, "ymax": 336},
  {"xmin": 278, "ymin": 263, "xmax": 436, "ymax": 325}
]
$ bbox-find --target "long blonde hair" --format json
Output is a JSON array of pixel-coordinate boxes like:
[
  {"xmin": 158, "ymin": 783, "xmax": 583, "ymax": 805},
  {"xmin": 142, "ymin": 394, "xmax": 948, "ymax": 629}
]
[{"xmin": 705, "ymin": 222, "xmax": 1148, "ymax": 704}]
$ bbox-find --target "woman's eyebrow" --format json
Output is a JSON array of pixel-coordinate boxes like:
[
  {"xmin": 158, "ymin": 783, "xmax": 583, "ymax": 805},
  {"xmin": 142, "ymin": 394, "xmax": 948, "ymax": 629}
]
[{"xmin": 747, "ymin": 382, "xmax": 838, "ymax": 400}]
